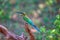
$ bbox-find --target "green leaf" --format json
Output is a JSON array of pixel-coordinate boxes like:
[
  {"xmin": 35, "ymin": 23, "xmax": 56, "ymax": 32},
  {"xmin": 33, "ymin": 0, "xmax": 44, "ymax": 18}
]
[{"xmin": 40, "ymin": 26, "xmax": 46, "ymax": 33}]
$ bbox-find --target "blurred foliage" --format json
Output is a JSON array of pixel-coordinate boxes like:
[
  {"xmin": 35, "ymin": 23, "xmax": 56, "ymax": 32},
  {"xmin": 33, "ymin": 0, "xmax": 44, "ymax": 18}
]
[
  {"xmin": 0, "ymin": 0, "xmax": 60, "ymax": 40},
  {"xmin": 54, "ymin": 14, "xmax": 60, "ymax": 35}
]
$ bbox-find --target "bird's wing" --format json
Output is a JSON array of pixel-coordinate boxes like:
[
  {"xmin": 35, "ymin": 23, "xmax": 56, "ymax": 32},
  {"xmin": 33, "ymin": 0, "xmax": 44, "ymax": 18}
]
[{"xmin": 23, "ymin": 16, "xmax": 34, "ymax": 25}]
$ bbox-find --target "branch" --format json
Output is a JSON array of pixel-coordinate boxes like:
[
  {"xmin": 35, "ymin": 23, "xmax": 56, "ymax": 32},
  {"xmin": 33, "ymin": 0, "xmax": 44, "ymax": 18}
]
[
  {"xmin": 24, "ymin": 23, "xmax": 35, "ymax": 40},
  {"xmin": 56, "ymin": 0, "xmax": 60, "ymax": 4},
  {"xmin": 0, "ymin": 25, "xmax": 27, "ymax": 40}
]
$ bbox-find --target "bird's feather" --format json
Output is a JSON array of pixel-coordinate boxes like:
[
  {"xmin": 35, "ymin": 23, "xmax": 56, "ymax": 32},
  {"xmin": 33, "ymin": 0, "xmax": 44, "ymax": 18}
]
[{"xmin": 23, "ymin": 15, "xmax": 40, "ymax": 32}]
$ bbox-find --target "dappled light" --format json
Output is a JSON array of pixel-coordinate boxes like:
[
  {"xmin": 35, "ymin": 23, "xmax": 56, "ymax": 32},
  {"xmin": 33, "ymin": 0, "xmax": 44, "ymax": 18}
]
[{"xmin": 0, "ymin": 0, "xmax": 60, "ymax": 40}]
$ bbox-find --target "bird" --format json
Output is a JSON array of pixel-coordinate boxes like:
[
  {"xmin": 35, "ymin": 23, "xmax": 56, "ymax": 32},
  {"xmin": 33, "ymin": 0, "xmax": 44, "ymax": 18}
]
[{"xmin": 16, "ymin": 12, "xmax": 40, "ymax": 32}]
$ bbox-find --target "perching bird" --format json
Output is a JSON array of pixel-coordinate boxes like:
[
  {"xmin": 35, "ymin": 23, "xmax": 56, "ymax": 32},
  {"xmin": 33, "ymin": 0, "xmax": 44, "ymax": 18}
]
[{"xmin": 16, "ymin": 12, "xmax": 40, "ymax": 32}]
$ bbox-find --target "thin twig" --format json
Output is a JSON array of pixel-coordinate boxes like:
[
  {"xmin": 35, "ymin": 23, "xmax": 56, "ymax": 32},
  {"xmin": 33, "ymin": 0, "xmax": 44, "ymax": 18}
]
[{"xmin": 25, "ymin": 23, "xmax": 35, "ymax": 40}]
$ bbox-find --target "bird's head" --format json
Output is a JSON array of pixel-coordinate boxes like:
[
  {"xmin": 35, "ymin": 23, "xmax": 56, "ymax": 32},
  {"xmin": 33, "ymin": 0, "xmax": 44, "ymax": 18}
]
[{"xmin": 16, "ymin": 12, "xmax": 26, "ymax": 16}]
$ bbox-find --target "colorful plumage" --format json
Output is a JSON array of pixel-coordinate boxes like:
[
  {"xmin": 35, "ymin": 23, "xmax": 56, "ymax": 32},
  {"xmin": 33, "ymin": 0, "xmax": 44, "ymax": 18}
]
[{"xmin": 16, "ymin": 12, "xmax": 40, "ymax": 32}]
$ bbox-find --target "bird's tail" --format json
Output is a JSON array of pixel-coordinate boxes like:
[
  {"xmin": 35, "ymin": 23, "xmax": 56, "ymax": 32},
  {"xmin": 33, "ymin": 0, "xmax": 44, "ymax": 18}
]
[{"xmin": 32, "ymin": 25, "xmax": 40, "ymax": 32}]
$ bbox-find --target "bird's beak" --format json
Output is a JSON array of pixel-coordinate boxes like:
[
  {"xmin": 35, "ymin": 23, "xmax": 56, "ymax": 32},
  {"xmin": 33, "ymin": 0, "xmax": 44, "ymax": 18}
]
[{"xmin": 16, "ymin": 12, "xmax": 23, "ymax": 15}]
